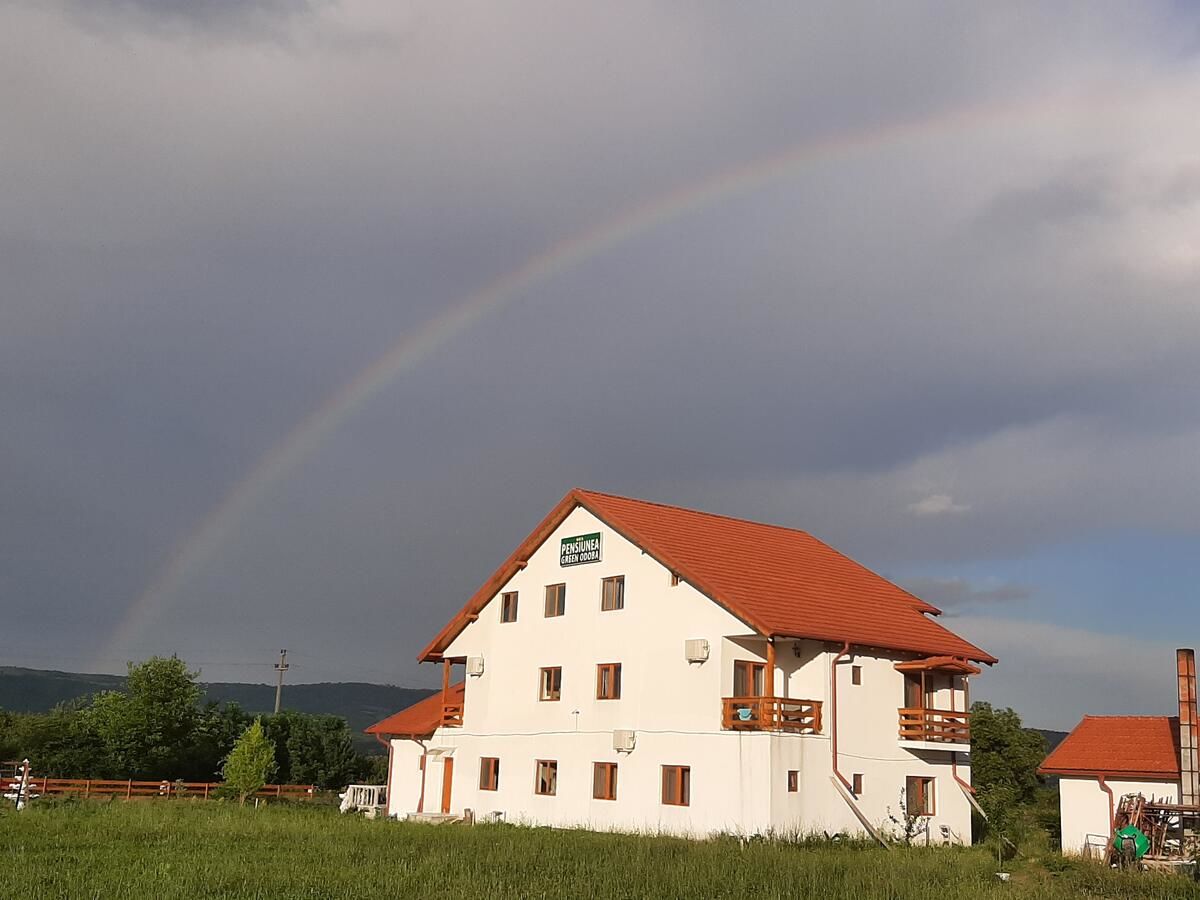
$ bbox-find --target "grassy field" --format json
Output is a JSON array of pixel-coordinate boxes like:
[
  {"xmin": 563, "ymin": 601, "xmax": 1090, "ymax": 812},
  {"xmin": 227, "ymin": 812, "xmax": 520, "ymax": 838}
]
[{"xmin": 1, "ymin": 801, "xmax": 1197, "ymax": 899}]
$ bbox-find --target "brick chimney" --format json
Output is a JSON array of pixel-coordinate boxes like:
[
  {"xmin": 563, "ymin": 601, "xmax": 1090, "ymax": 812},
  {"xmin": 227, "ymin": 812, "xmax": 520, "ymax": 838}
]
[{"xmin": 1177, "ymin": 649, "xmax": 1199, "ymax": 805}]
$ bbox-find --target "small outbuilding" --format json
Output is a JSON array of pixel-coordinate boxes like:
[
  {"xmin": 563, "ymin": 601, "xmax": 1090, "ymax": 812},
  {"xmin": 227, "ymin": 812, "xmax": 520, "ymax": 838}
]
[{"xmin": 1040, "ymin": 649, "xmax": 1198, "ymax": 858}]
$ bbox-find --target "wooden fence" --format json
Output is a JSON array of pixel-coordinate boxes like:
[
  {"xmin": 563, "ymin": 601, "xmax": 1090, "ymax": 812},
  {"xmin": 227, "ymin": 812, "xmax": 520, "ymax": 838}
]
[{"xmin": 3, "ymin": 768, "xmax": 315, "ymax": 802}]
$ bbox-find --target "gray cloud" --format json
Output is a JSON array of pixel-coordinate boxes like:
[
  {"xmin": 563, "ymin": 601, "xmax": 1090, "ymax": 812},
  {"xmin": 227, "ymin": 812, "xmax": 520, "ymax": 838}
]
[
  {"xmin": 1, "ymin": 0, "xmax": 1199, "ymax": 715},
  {"xmin": 897, "ymin": 578, "xmax": 1033, "ymax": 614}
]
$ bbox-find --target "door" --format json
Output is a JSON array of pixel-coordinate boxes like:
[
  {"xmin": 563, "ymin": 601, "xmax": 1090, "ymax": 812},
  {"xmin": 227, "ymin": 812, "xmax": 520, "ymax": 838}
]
[
  {"xmin": 734, "ymin": 660, "xmax": 766, "ymax": 697},
  {"xmin": 440, "ymin": 757, "xmax": 454, "ymax": 814}
]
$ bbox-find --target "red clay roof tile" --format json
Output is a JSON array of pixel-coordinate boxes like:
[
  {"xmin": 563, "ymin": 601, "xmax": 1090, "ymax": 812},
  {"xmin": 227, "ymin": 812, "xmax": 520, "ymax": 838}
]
[
  {"xmin": 419, "ymin": 488, "xmax": 995, "ymax": 664},
  {"xmin": 365, "ymin": 683, "xmax": 463, "ymax": 737},
  {"xmin": 1039, "ymin": 715, "xmax": 1181, "ymax": 779}
]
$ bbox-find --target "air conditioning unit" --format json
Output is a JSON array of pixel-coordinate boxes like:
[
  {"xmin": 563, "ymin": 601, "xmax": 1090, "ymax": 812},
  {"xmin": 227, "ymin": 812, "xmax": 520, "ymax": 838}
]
[
  {"xmin": 612, "ymin": 729, "xmax": 636, "ymax": 753},
  {"xmin": 684, "ymin": 639, "xmax": 710, "ymax": 663},
  {"xmin": 466, "ymin": 656, "xmax": 485, "ymax": 676}
]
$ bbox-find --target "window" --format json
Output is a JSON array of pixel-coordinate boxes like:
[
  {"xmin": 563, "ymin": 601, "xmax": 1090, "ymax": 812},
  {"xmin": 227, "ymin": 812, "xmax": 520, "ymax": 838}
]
[
  {"xmin": 733, "ymin": 660, "xmax": 766, "ymax": 697},
  {"xmin": 851, "ymin": 665, "xmax": 862, "ymax": 685},
  {"xmin": 479, "ymin": 757, "xmax": 499, "ymax": 791},
  {"xmin": 535, "ymin": 760, "xmax": 558, "ymax": 796},
  {"xmin": 539, "ymin": 666, "xmax": 562, "ymax": 701},
  {"xmin": 662, "ymin": 765, "xmax": 690, "ymax": 806},
  {"xmin": 500, "ymin": 591, "xmax": 518, "ymax": 623},
  {"xmin": 787, "ymin": 770, "xmax": 799, "ymax": 793},
  {"xmin": 601, "ymin": 575, "xmax": 625, "ymax": 611},
  {"xmin": 596, "ymin": 663, "xmax": 622, "ymax": 700},
  {"xmin": 905, "ymin": 776, "xmax": 935, "ymax": 816},
  {"xmin": 593, "ymin": 762, "xmax": 618, "ymax": 800},
  {"xmin": 852, "ymin": 773, "xmax": 863, "ymax": 795},
  {"xmin": 544, "ymin": 583, "xmax": 566, "ymax": 617}
]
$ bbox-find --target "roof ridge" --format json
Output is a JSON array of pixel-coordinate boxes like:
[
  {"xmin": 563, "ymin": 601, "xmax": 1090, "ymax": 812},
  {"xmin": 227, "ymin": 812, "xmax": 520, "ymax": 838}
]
[
  {"xmin": 574, "ymin": 487, "xmax": 815, "ymax": 538},
  {"xmin": 1083, "ymin": 714, "xmax": 1176, "ymax": 720}
]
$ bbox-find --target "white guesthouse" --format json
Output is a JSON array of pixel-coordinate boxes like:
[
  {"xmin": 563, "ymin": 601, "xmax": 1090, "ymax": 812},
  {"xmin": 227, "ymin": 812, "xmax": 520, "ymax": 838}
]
[{"xmin": 368, "ymin": 489, "xmax": 996, "ymax": 839}]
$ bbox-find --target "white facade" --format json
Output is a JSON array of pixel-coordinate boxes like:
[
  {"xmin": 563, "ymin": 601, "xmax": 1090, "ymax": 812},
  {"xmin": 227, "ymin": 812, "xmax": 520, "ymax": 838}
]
[
  {"xmin": 387, "ymin": 506, "xmax": 976, "ymax": 840},
  {"xmin": 1058, "ymin": 776, "xmax": 1179, "ymax": 856}
]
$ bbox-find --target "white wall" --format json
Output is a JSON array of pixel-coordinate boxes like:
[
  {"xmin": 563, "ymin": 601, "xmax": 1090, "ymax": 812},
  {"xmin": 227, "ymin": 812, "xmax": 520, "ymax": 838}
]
[
  {"xmin": 1058, "ymin": 776, "xmax": 1178, "ymax": 856},
  {"xmin": 386, "ymin": 739, "xmax": 427, "ymax": 819},
  {"xmin": 403, "ymin": 505, "xmax": 976, "ymax": 841}
]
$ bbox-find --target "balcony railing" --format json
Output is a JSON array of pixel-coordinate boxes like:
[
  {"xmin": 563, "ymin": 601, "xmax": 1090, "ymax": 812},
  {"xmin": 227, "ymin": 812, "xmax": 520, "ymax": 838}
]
[
  {"xmin": 898, "ymin": 707, "xmax": 970, "ymax": 744},
  {"xmin": 722, "ymin": 697, "xmax": 822, "ymax": 734},
  {"xmin": 441, "ymin": 702, "xmax": 464, "ymax": 728}
]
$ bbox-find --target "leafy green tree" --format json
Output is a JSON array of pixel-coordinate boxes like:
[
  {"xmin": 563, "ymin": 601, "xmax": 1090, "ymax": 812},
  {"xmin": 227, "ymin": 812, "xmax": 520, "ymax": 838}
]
[
  {"xmin": 970, "ymin": 701, "xmax": 1047, "ymax": 840},
  {"xmin": 264, "ymin": 711, "xmax": 359, "ymax": 789},
  {"xmin": 86, "ymin": 656, "xmax": 202, "ymax": 779},
  {"xmin": 223, "ymin": 718, "xmax": 277, "ymax": 805}
]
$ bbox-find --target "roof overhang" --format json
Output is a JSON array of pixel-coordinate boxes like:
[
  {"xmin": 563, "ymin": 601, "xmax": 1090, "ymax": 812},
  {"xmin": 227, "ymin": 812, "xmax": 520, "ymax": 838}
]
[
  {"xmin": 894, "ymin": 656, "xmax": 983, "ymax": 676},
  {"xmin": 1038, "ymin": 767, "xmax": 1180, "ymax": 781}
]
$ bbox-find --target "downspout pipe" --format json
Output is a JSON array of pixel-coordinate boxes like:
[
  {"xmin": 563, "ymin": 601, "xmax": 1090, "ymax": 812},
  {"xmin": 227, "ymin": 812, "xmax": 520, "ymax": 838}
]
[
  {"xmin": 1097, "ymin": 775, "xmax": 1115, "ymax": 840},
  {"xmin": 830, "ymin": 641, "xmax": 855, "ymax": 794}
]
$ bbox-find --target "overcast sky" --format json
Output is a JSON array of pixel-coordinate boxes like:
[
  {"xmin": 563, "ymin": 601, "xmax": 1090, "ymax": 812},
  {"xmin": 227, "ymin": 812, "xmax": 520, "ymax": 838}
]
[{"xmin": 3, "ymin": 1, "xmax": 1199, "ymax": 728}]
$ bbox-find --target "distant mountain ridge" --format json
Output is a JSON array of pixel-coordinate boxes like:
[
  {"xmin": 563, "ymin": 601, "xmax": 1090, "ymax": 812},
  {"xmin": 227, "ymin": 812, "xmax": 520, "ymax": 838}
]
[{"xmin": 0, "ymin": 666, "xmax": 436, "ymax": 737}]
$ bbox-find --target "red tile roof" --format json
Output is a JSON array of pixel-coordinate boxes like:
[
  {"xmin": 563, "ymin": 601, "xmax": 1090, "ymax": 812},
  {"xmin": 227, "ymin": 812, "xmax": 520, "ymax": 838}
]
[
  {"xmin": 419, "ymin": 488, "xmax": 995, "ymax": 664},
  {"xmin": 1039, "ymin": 716, "xmax": 1181, "ymax": 780},
  {"xmin": 365, "ymin": 683, "xmax": 463, "ymax": 738}
]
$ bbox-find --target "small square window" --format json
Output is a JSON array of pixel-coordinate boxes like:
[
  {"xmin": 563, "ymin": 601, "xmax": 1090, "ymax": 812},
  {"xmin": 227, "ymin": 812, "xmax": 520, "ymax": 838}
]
[
  {"xmin": 905, "ymin": 776, "xmax": 934, "ymax": 816},
  {"xmin": 787, "ymin": 770, "xmax": 799, "ymax": 793},
  {"xmin": 851, "ymin": 665, "xmax": 862, "ymax": 685},
  {"xmin": 535, "ymin": 759, "xmax": 558, "ymax": 796},
  {"xmin": 852, "ymin": 773, "xmax": 863, "ymax": 795},
  {"xmin": 479, "ymin": 757, "xmax": 499, "ymax": 791},
  {"xmin": 593, "ymin": 762, "xmax": 618, "ymax": 800},
  {"xmin": 661, "ymin": 765, "xmax": 690, "ymax": 806},
  {"xmin": 596, "ymin": 663, "xmax": 622, "ymax": 700},
  {"xmin": 500, "ymin": 592, "xmax": 518, "ymax": 623},
  {"xmin": 601, "ymin": 575, "xmax": 625, "ymax": 611},
  {"xmin": 539, "ymin": 666, "xmax": 562, "ymax": 701},
  {"xmin": 544, "ymin": 583, "xmax": 566, "ymax": 617}
]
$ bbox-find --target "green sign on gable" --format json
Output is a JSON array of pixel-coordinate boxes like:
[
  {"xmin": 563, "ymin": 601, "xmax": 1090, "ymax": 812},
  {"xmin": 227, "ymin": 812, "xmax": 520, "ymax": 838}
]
[{"xmin": 560, "ymin": 532, "xmax": 602, "ymax": 567}]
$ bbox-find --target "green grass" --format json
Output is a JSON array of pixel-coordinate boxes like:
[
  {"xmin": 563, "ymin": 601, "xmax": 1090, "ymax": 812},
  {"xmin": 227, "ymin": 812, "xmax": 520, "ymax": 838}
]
[{"xmin": 0, "ymin": 801, "xmax": 1196, "ymax": 899}]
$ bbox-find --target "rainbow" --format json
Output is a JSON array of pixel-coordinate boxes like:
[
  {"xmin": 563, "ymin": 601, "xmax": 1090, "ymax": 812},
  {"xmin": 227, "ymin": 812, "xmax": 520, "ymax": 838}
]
[{"xmin": 97, "ymin": 89, "xmax": 1088, "ymax": 666}]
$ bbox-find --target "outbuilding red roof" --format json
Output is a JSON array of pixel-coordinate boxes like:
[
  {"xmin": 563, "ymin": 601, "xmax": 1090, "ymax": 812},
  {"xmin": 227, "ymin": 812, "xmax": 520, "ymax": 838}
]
[
  {"xmin": 365, "ymin": 683, "xmax": 463, "ymax": 738},
  {"xmin": 1039, "ymin": 716, "xmax": 1181, "ymax": 780},
  {"xmin": 419, "ymin": 488, "xmax": 995, "ymax": 664}
]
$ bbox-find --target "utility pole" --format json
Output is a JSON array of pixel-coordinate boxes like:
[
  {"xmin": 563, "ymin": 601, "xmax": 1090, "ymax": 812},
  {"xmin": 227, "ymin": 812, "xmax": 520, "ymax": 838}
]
[{"xmin": 273, "ymin": 649, "xmax": 289, "ymax": 714}]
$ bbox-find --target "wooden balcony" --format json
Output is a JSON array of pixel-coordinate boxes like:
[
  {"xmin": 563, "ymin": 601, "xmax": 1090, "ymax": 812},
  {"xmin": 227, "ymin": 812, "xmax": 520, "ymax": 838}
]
[
  {"xmin": 722, "ymin": 697, "xmax": 822, "ymax": 734},
  {"xmin": 898, "ymin": 707, "xmax": 970, "ymax": 744},
  {"xmin": 441, "ymin": 702, "xmax": 464, "ymax": 728}
]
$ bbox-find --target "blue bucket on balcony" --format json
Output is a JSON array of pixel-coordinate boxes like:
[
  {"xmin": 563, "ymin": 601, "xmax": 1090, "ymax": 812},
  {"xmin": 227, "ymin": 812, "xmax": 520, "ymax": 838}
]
[{"xmin": 736, "ymin": 706, "xmax": 753, "ymax": 721}]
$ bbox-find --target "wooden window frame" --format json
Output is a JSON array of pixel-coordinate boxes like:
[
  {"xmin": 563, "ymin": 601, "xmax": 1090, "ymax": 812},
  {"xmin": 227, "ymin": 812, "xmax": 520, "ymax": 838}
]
[
  {"xmin": 852, "ymin": 773, "xmax": 863, "ymax": 795},
  {"xmin": 661, "ymin": 765, "xmax": 690, "ymax": 807},
  {"xmin": 479, "ymin": 757, "xmax": 499, "ymax": 792},
  {"xmin": 905, "ymin": 776, "xmax": 935, "ymax": 816},
  {"xmin": 500, "ymin": 591, "xmax": 518, "ymax": 623},
  {"xmin": 543, "ymin": 583, "xmax": 566, "ymax": 618},
  {"xmin": 786, "ymin": 770, "xmax": 799, "ymax": 793},
  {"xmin": 592, "ymin": 762, "xmax": 618, "ymax": 801},
  {"xmin": 851, "ymin": 665, "xmax": 862, "ymax": 685},
  {"xmin": 733, "ymin": 659, "xmax": 766, "ymax": 697},
  {"xmin": 535, "ymin": 759, "xmax": 558, "ymax": 796},
  {"xmin": 596, "ymin": 663, "xmax": 622, "ymax": 700},
  {"xmin": 600, "ymin": 575, "xmax": 625, "ymax": 611},
  {"xmin": 538, "ymin": 666, "xmax": 562, "ymax": 702}
]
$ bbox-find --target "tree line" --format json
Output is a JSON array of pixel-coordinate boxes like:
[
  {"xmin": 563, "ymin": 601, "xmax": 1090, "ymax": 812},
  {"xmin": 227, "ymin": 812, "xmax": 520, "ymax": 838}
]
[{"xmin": 0, "ymin": 656, "xmax": 385, "ymax": 789}]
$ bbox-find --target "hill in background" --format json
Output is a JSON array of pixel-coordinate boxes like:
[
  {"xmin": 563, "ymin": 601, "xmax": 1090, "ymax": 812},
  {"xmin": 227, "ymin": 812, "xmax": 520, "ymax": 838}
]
[{"xmin": 0, "ymin": 666, "xmax": 435, "ymax": 748}]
